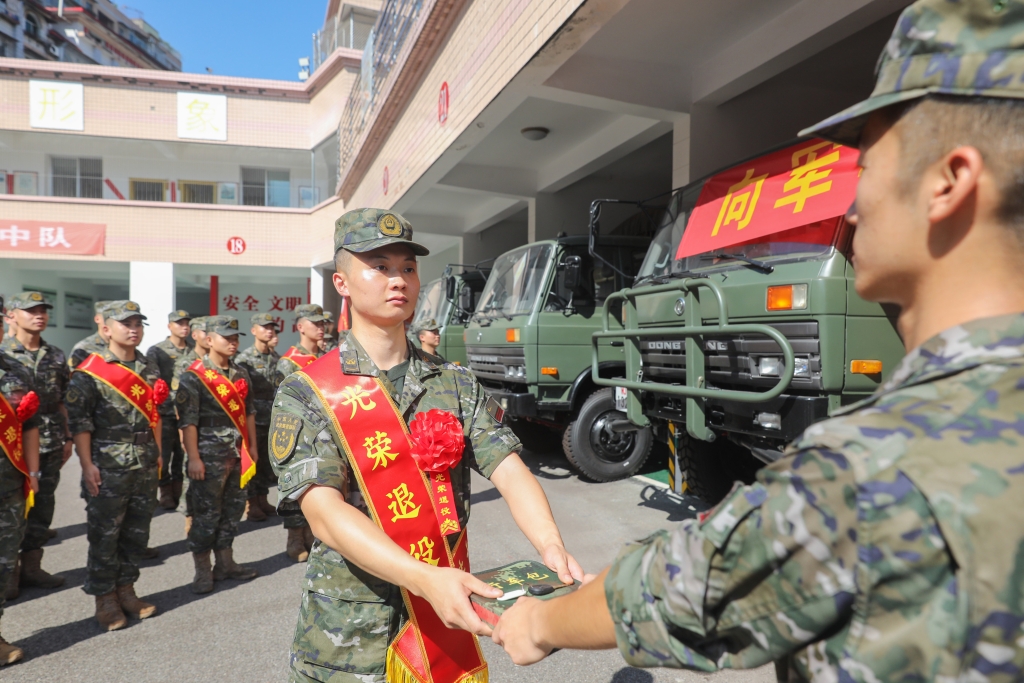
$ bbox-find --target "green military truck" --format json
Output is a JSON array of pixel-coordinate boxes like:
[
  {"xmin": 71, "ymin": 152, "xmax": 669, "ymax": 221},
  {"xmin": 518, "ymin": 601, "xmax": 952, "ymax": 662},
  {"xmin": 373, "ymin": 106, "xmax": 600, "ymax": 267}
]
[
  {"xmin": 591, "ymin": 139, "xmax": 906, "ymax": 502},
  {"xmin": 464, "ymin": 235, "xmax": 653, "ymax": 480},
  {"xmin": 411, "ymin": 265, "xmax": 489, "ymax": 366}
]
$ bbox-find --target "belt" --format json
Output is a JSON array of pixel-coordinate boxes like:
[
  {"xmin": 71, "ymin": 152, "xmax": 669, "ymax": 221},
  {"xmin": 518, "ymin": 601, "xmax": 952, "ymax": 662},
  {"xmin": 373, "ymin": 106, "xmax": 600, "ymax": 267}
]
[
  {"xmin": 93, "ymin": 429, "xmax": 154, "ymax": 445},
  {"xmin": 199, "ymin": 415, "xmax": 237, "ymax": 429}
]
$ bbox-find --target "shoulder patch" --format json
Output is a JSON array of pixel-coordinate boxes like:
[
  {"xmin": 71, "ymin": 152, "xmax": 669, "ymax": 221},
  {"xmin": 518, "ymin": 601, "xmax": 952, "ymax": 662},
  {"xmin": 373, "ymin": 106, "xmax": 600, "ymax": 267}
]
[
  {"xmin": 485, "ymin": 396, "xmax": 505, "ymax": 424},
  {"xmin": 270, "ymin": 412, "xmax": 302, "ymax": 463}
]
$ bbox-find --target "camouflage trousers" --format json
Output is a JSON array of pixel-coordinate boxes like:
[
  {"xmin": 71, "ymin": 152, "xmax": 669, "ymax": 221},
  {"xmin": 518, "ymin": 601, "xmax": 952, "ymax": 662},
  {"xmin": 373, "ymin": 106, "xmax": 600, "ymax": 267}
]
[
  {"xmin": 158, "ymin": 415, "xmax": 184, "ymax": 486},
  {"xmin": 246, "ymin": 423, "xmax": 276, "ymax": 499},
  {"xmin": 0, "ymin": 486, "xmax": 27, "ymax": 619},
  {"xmin": 21, "ymin": 447, "xmax": 62, "ymax": 552},
  {"xmin": 289, "ymin": 542, "xmax": 407, "ymax": 682},
  {"xmin": 187, "ymin": 456, "xmax": 246, "ymax": 553},
  {"xmin": 84, "ymin": 466, "xmax": 158, "ymax": 596}
]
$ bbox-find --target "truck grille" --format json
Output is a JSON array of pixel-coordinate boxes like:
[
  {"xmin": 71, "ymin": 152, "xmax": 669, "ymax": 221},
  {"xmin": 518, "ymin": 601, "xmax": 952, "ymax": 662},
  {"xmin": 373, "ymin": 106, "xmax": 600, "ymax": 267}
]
[
  {"xmin": 639, "ymin": 321, "xmax": 822, "ymax": 390},
  {"xmin": 466, "ymin": 345, "xmax": 526, "ymax": 383}
]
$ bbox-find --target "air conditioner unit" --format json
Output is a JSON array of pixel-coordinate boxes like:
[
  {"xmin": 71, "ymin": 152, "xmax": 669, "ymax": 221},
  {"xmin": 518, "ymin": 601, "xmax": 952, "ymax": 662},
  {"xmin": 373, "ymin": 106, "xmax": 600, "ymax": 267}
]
[{"xmin": 47, "ymin": 44, "xmax": 59, "ymax": 56}]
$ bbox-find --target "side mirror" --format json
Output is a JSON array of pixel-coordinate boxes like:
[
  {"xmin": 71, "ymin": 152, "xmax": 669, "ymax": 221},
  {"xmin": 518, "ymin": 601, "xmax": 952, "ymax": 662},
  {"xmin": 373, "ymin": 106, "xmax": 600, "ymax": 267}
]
[
  {"xmin": 459, "ymin": 284, "xmax": 473, "ymax": 312},
  {"xmin": 563, "ymin": 255, "xmax": 582, "ymax": 291},
  {"xmin": 445, "ymin": 276, "xmax": 457, "ymax": 303}
]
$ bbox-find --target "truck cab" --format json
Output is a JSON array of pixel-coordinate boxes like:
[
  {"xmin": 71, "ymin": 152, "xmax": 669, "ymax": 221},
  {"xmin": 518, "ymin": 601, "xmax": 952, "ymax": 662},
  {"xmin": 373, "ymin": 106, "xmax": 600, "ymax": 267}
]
[
  {"xmin": 411, "ymin": 266, "xmax": 489, "ymax": 366},
  {"xmin": 464, "ymin": 235, "xmax": 651, "ymax": 480},
  {"xmin": 592, "ymin": 140, "xmax": 906, "ymax": 502}
]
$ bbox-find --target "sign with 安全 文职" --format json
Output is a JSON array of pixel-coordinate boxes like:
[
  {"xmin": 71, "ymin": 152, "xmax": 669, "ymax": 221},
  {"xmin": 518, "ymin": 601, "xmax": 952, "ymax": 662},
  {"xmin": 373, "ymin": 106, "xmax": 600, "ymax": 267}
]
[
  {"xmin": 177, "ymin": 92, "xmax": 227, "ymax": 141},
  {"xmin": 29, "ymin": 80, "xmax": 84, "ymax": 131}
]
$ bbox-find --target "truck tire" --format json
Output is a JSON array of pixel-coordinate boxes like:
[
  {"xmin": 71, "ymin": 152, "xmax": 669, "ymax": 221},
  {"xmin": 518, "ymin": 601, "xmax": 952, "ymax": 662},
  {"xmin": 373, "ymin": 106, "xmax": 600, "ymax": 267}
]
[
  {"xmin": 509, "ymin": 420, "xmax": 559, "ymax": 453},
  {"xmin": 679, "ymin": 435, "xmax": 762, "ymax": 505},
  {"xmin": 563, "ymin": 389, "xmax": 652, "ymax": 482}
]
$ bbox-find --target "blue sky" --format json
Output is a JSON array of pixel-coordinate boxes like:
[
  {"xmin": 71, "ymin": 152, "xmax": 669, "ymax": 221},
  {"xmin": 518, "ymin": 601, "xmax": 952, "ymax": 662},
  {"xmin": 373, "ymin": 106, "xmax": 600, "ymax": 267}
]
[{"xmin": 120, "ymin": 1, "xmax": 326, "ymax": 81}]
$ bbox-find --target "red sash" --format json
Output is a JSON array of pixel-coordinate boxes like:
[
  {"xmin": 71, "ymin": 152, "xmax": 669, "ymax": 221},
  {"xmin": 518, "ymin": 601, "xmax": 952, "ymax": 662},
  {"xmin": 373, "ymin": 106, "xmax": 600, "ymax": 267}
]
[
  {"xmin": 299, "ymin": 349, "xmax": 486, "ymax": 683},
  {"xmin": 187, "ymin": 360, "xmax": 256, "ymax": 488},
  {"xmin": 0, "ymin": 392, "xmax": 34, "ymax": 514},
  {"xmin": 76, "ymin": 353, "xmax": 159, "ymax": 430},
  {"xmin": 282, "ymin": 346, "xmax": 317, "ymax": 370}
]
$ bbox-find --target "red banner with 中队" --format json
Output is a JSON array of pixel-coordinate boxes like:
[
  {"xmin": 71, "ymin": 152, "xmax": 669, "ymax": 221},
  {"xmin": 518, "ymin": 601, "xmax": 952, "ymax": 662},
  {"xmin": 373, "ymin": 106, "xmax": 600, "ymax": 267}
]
[
  {"xmin": 0, "ymin": 220, "xmax": 105, "ymax": 255},
  {"xmin": 676, "ymin": 140, "xmax": 859, "ymax": 260}
]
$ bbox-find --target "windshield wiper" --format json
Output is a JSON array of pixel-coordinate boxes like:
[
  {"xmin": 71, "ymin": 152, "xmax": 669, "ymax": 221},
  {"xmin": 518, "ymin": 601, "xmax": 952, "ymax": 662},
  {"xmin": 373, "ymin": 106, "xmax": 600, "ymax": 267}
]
[
  {"xmin": 633, "ymin": 271, "xmax": 706, "ymax": 288},
  {"xmin": 699, "ymin": 253, "xmax": 774, "ymax": 274},
  {"xmin": 475, "ymin": 304, "xmax": 512, "ymax": 322}
]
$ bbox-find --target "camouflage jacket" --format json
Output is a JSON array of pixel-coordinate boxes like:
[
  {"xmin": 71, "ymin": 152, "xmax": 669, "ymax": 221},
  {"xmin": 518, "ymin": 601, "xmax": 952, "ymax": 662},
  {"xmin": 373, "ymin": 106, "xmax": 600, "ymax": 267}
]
[
  {"xmin": 605, "ymin": 312, "xmax": 1024, "ymax": 683},
  {"xmin": 69, "ymin": 332, "xmax": 107, "ymax": 369},
  {"xmin": 146, "ymin": 337, "xmax": 189, "ymax": 418},
  {"xmin": 235, "ymin": 344, "xmax": 280, "ymax": 425},
  {"xmin": 65, "ymin": 348, "xmax": 161, "ymax": 470},
  {"xmin": 275, "ymin": 345, "xmax": 322, "ymax": 383},
  {"xmin": 270, "ymin": 332, "xmax": 520, "ymax": 602},
  {"xmin": 0, "ymin": 336, "xmax": 69, "ymax": 452},
  {"xmin": 174, "ymin": 354, "xmax": 255, "ymax": 461},
  {"xmin": 0, "ymin": 354, "xmax": 41, "ymax": 498},
  {"xmin": 171, "ymin": 348, "xmax": 201, "ymax": 392}
]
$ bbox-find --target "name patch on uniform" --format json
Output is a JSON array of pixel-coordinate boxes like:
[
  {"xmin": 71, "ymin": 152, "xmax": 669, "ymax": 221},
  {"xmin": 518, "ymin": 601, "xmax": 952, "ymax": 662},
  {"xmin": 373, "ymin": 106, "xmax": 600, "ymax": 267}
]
[
  {"xmin": 485, "ymin": 396, "xmax": 505, "ymax": 424},
  {"xmin": 271, "ymin": 413, "xmax": 301, "ymax": 463}
]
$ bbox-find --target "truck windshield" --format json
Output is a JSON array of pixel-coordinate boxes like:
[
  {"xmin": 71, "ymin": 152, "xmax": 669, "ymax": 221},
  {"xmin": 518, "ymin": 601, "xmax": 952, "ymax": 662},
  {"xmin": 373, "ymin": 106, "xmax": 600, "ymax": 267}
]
[
  {"xmin": 636, "ymin": 183, "xmax": 840, "ymax": 281},
  {"xmin": 476, "ymin": 244, "xmax": 553, "ymax": 318},
  {"xmin": 414, "ymin": 279, "xmax": 450, "ymax": 326}
]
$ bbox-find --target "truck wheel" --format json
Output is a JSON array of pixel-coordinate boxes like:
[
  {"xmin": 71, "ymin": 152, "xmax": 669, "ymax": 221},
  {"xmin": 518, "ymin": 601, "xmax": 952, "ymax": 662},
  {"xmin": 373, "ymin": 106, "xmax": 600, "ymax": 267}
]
[
  {"xmin": 679, "ymin": 435, "xmax": 762, "ymax": 505},
  {"xmin": 509, "ymin": 420, "xmax": 559, "ymax": 453},
  {"xmin": 563, "ymin": 389, "xmax": 652, "ymax": 482}
]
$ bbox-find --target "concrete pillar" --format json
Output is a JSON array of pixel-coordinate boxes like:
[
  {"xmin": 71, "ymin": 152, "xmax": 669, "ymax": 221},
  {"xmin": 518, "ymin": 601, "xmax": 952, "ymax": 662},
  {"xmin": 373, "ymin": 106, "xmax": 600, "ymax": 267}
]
[
  {"xmin": 309, "ymin": 267, "xmax": 324, "ymax": 307},
  {"xmin": 673, "ymin": 116, "xmax": 691, "ymax": 189},
  {"xmin": 129, "ymin": 261, "xmax": 175, "ymax": 354}
]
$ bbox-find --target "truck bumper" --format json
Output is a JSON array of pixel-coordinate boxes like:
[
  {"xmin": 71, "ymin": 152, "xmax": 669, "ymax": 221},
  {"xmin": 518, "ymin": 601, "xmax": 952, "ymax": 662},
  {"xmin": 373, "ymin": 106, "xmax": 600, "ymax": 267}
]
[
  {"xmin": 650, "ymin": 393, "xmax": 829, "ymax": 443},
  {"xmin": 483, "ymin": 389, "xmax": 537, "ymax": 418}
]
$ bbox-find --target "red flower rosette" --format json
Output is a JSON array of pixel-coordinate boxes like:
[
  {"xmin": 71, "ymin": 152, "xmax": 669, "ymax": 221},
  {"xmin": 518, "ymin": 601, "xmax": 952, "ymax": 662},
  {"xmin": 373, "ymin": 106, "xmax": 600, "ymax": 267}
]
[
  {"xmin": 234, "ymin": 378, "xmax": 248, "ymax": 401},
  {"xmin": 408, "ymin": 408, "xmax": 464, "ymax": 472},
  {"xmin": 153, "ymin": 379, "xmax": 170, "ymax": 406},
  {"xmin": 17, "ymin": 391, "xmax": 39, "ymax": 423}
]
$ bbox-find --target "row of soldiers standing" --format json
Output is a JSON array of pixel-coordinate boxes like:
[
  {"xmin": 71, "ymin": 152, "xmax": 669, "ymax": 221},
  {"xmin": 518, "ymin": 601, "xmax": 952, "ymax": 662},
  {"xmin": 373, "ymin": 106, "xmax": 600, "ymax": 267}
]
[{"xmin": 0, "ymin": 292, "xmax": 338, "ymax": 666}]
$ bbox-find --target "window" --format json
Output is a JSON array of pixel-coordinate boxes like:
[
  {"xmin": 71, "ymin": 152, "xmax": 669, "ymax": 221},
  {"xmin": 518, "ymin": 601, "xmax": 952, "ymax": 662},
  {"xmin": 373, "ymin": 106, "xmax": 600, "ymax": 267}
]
[
  {"xmin": 51, "ymin": 157, "xmax": 102, "ymax": 198},
  {"xmin": 180, "ymin": 180, "xmax": 216, "ymax": 204},
  {"xmin": 241, "ymin": 167, "xmax": 290, "ymax": 207},
  {"xmin": 129, "ymin": 179, "xmax": 166, "ymax": 202},
  {"xmin": 25, "ymin": 14, "xmax": 39, "ymax": 39}
]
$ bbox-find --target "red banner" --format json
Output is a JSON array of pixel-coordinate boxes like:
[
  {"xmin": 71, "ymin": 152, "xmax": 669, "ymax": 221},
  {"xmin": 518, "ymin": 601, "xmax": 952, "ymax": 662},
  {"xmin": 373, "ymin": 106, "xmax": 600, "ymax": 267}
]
[
  {"xmin": 676, "ymin": 140, "xmax": 859, "ymax": 260},
  {"xmin": 0, "ymin": 220, "xmax": 105, "ymax": 256}
]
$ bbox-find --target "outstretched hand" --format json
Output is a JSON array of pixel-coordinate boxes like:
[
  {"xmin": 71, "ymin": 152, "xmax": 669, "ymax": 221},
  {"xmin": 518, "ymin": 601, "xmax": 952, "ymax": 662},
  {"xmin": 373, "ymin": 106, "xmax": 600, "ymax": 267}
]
[
  {"xmin": 413, "ymin": 566, "xmax": 502, "ymax": 636},
  {"xmin": 492, "ymin": 596, "xmax": 552, "ymax": 665},
  {"xmin": 540, "ymin": 544, "xmax": 589, "ymax": 585}
]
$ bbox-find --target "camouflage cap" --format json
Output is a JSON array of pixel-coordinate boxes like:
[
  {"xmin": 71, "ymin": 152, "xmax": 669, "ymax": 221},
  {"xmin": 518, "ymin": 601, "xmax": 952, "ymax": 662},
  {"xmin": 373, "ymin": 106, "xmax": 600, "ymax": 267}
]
[
  {"xmin": 168, "ymin": 309, "xmax": 191, "ymax": 322},
  {"xmin": 8, "ymin": 291, "xmax": 53, "ymax": 310},
  {"xmin": 94, "ymin": 300, "xmax": 113, "ymax": 315},
  {"xmin": 334, "ymin": 208, "xmax": 430, "ymax": 257},
  {"xmin": 294, "ymin": 303, "xmax": 327, "ymax": 323},
  {"xmin": 410, "ymin": 318, "xmax": 440, "ymax": 335},
  {"xmin": 803, "ymin": 0, "xmax": 1024, "ymax": 146},
  {"xmin": 207, "ymin": 315, "xmax": 244, "ymax": 337},
  {"xmin": 251, "ymin": 312, "xmax": 277, "ymax": 327},
  {"xmin": 190, "ymin": 316, "xmax": 209, "ymax": 332},
  {"xmin": 105, "ymin": 300, "xmax": 147, "ymax": 322}
]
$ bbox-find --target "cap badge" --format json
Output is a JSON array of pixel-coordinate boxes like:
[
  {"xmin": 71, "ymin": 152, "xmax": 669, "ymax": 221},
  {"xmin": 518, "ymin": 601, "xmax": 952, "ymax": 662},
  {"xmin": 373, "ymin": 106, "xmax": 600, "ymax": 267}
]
[
  {"xmin": 379, "ymin": 213, "xmax": 402, "ymax": 237},
  {"xmin": 229, "ymin": 320, "xmax": 238, "ymax": 329},
  {"xmin": 126, "ymin": 302, "xmax": 139, "ymax": 311},
  {"xmin": 30, "ymin": 293, "xmax": 42, "ymax": 301}
]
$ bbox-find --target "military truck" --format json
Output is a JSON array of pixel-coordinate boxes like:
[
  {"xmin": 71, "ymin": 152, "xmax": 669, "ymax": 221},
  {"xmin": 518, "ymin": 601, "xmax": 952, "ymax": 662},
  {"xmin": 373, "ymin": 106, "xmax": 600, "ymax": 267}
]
[
  {"xmin": 591, "ymin": 139, "xmax": 906, "ymax": 503},
  {"xmin": 411, "ymin": 265, "xmax": 489, "ymax": 366},
  {"xmin": 464, "ymin": 235, "xmax": 652, "ymax": 480}
]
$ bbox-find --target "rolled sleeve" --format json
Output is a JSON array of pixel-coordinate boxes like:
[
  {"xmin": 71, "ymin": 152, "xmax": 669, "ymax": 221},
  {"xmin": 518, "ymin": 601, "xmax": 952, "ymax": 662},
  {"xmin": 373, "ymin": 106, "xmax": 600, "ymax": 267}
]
[
  {"xmin": 605, "ymin": 448, "xmax": 858, "ymax": 671},
  {"xmin": 175, "ymin": 374, "xmax": 201, "ymax": 429}
]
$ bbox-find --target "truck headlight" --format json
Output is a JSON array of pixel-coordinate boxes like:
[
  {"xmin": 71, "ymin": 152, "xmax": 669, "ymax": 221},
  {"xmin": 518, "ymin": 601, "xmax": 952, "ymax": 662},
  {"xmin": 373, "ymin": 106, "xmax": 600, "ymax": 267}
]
[
  {"xmin": 754, "ymin": 412, "xmax": 782, "ymax": 430},
  {"xmin": 794, "ymin": 357, "xmax": 810, "ymax": 377},
  {"xmin": 505, "ymin": 365, "xmax": 525, "ymax": 378},
  {"xmin": 758, "ymin": 357, "xmax": 782, "ymax": 377}
]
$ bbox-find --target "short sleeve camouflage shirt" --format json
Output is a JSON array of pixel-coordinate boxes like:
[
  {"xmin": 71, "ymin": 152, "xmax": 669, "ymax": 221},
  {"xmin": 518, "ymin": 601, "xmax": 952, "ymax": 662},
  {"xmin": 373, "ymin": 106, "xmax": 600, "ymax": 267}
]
[
  {"xmin": 69, "ymin": 332, "xmax": 108, "ymax": 369},
  {"xmin": 174, "ymin": 354, "xmax": 255, "ymax": 460},
  {"xmin": 235, "ymin": 344, "xmax": 280, "ymax": 426},
  {"xmin": 0, "ymin": 336, "xmax": 69, "ymax": 452},
  {"xmin": 0, "ymin": 354, "xmax": 41, "ymax": 499},
  {"xmin": 604, "ymin": 313, "xmax": 1024, "ymax": 683},
  {"xmin": 146, "ymin": 337, "xmax": 190, "ymax": 417}
]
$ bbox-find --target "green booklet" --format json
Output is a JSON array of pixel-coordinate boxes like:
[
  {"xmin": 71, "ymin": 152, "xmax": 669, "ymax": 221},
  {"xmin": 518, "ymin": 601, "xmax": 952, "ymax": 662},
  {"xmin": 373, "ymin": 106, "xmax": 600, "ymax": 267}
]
[{"xmin": 471, "ymin": 560, "xmax": 580, "ymax": 626}]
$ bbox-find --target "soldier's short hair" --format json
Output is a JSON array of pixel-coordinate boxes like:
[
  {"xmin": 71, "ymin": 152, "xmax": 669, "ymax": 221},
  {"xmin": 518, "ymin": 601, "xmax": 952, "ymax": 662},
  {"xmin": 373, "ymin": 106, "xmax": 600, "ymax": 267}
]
[{"xmin": 886, "ymin": 96, "xmax": 1024, "ymax": 235}]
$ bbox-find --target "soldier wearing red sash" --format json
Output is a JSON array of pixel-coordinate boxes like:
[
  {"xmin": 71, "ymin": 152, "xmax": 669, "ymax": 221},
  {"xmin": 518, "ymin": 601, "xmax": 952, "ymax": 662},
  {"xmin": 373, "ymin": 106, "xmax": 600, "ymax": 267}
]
[
  {"xmin": 66, "ymin": 300, "xmax": 163, "ymax": 632},
  {"xmin": 175, "ymin": 315, "xmax": 259, "ymax": 594},
  {"xmin": 0, "ymin": 295, "xmax": 41, "ymax": 666},
  {"xmin": 270, "ymin": 208, "xmax": 586, "ymax": 683},
  {"xmin": 274, "ymin": 304, "xmax": 327, "ymax": 563},
  {"xmin": 171, "ymin": 315, "xmax": 210, "ymax": 534}
]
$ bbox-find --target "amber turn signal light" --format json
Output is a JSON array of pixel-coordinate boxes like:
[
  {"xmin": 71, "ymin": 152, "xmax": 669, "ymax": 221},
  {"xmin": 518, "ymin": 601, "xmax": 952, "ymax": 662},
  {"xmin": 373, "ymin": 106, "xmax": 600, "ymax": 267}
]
[
  {"xmin": 850, "ymin": 360, "xmax": 882, "ymax": 375},
  {"xmin": 506, "ymin": 328, "xmax": 521, "ymax": 342},
  {"xmin": 540, "ymin": 367, "xmax": 558, "ymax": 377},
  {"xmin": 766, "ymin": 284, "xmax": 808, "ymax": 311}
]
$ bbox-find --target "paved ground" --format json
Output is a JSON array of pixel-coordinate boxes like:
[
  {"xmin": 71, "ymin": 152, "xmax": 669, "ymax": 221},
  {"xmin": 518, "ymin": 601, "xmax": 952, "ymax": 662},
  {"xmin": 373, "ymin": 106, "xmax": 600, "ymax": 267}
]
[{"xmin": 2, "ymin": 445, "xmax": 775, "ymax": 683}]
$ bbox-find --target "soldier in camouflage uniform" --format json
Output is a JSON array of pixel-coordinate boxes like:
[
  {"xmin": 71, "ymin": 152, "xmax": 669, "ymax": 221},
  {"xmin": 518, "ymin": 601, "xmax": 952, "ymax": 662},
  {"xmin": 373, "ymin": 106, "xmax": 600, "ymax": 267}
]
[
  {"xmin": 175, "ymin": 315, "xmax": 259, "ymax": 594},
  {"xmin": 67, "ymin": 301, "xmax": 161, "ymax": 632},
  {"xmin": 0, "ymin": 292, "xmax": 69, "ymax": 592},
  {"xmin": 0, "ymin": 295, "xmax": 41, "ymax": 666},
  {"xmin": 172, "ymin": 315, "xmax": 210, "ymax": 531},
  {"xmin": 409, "ymin": 318, "xmax": 443, "ymax": 360},
  {"xmin": 491, "ymin": 2, "xmax": 1024, "ymax": 681},
  {"xmin": 272, "ymin": 208, "xmax": 585, "ymax": 682},
  {"xmin": 147, "ymin": 310, "xmax": 191, "ymax": 510},
  {"xmin": 68, "ymin": 300, "xmax": 113, "ymax": 369},
  {"xmin": 235, "ymin": 313, "xmax": 280, "ymax": 522},
  {"xmin": 275, "ymin": 304, "xmax": 327, "ymax": 563}
]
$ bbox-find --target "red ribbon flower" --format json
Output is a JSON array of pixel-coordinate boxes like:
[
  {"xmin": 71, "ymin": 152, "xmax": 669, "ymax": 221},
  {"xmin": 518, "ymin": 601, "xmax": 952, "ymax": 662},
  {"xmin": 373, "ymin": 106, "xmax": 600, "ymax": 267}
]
[
  {"xmin": 153, "ymin": 379, "xmax": 170, "ymax": 406},
  {"xmin": 17, "ymin": 391, "xmax": 39, "ymax": 423},
  {"xmin": 408, "ymin": 409, "xmax": 464, "ymax": 473},
  {"xmin": 234, "ymin": 378, "xmax": 248, "ymax": 401}
]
